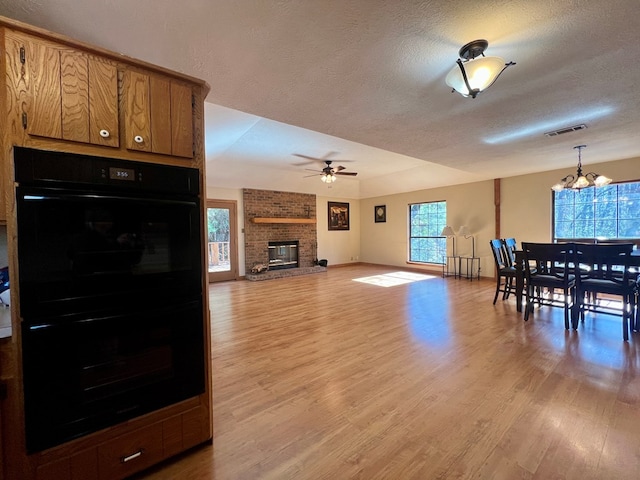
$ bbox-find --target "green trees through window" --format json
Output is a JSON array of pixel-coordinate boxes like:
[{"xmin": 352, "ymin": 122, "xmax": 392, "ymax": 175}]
[
  {"xmin": 554, "ymin": 182, "xmax": 640, "ymax": 240},
  {"xmin": 409, "ymin": 201, "xmax": 447, "ymax": 264}
]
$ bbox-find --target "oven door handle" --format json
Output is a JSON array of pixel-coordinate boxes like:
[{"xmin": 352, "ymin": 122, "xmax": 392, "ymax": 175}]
[{"xmin": 20, "ymin": 192, "xmax": 197, "ymax": 207}]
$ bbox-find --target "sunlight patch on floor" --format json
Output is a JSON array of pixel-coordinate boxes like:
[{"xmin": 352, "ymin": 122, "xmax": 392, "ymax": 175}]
[{"xmin": 352, "ymin": 271, "xmax": 436, "ymax": 287}]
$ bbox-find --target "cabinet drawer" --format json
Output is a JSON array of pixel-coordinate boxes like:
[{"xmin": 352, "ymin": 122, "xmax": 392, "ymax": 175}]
[{"xmin": 97, "ymin": 423, "xmax": 163, "ymax": 480}]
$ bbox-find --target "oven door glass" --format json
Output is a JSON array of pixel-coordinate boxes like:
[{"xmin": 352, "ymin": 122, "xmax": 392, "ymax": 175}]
[
  {"xmin": 16, "ymin": 187, "xmax": 202, "ymax": 319},
  {"xmin": 22, "ymin": 299, "xmax": 205, "ymax": 453}
]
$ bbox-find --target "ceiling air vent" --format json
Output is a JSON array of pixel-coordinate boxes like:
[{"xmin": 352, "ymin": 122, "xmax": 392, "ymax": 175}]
[{"xmin": 544, "ymin": 124, "xmax": 587, "ymax": 137}]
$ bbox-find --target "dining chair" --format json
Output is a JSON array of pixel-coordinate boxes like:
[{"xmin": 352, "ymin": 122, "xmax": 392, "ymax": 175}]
[
  {"xmin": 521, "ymin": 242, "xmax": 577, "ymax": 329},
  {"xmin": 573, "ymin": 243, "xmax": 636, "ymax": 341},
  {"xmin": 489, "ymin": 239, "xmax": 517, "ymax": 304},
  {"xmin": 503, "ymin": 238, "xmax": 517, "ymax": 267}
]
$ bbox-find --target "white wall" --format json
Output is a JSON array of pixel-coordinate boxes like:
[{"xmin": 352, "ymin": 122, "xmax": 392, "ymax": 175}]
[
  {"xmin": 360, "ymin": 181, "xmax": 495, "ymax": 276},
  {"xmin": 316, "ymin": 195, "xmax": 361, "ymax": 266},
  {"xmin": 501, "ymin": 156, "xmax": 640, "ymax": 244},
  {"xmin": 360, "ymin": 155, "xmax": 640, "ymax": 277},
  {"xmin": 206, "ymin": 155, "xmax": 639, "ymax": 278}
]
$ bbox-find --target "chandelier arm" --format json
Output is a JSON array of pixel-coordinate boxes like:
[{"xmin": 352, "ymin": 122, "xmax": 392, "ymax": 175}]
[{"xmin": 455, "ymin": 59, "xmax": 478, "ymax": 99}]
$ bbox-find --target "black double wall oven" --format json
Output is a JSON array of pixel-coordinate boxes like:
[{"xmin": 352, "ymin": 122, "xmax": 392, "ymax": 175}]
[{"xmin": 14, "ymin": 147, "xmax": 206, "ymax": 453}]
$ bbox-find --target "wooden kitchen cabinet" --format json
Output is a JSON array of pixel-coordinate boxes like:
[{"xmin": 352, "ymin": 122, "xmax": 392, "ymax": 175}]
[
  {"xmin": 0, "ymin": 15, "xmax": 211, "ymax": 480},
  {"xmin": 4, "ymin": 30, "xmax": 119, "ymax": 148},
  {"xmin": 122, "ymin": 69, "xmax": 194, "ymax": 158}
]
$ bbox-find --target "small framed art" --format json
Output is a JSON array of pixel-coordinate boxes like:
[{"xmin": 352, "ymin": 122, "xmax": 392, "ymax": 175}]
[{"xmin": 375, "ymin": 205, "xmax": 386, "ymax": 223}]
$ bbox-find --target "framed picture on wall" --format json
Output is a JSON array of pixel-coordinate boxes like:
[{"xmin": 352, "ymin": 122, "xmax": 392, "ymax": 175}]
[
  {"xmin": 328, "ymin": 201, "xmax": 350, "ymax": 230},
  {"xmin": 375, "ymin": 205, "xmax": 386, "ymax": 223}
]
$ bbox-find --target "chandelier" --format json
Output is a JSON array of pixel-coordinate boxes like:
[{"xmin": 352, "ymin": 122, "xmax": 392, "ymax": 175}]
[
  {"xmin": 445, "ymin": 39, "xmax": 515, "ymax": 99},
  {"xmin": 551, "ymin": 145, "xmax": 612, "ymax": 192}
]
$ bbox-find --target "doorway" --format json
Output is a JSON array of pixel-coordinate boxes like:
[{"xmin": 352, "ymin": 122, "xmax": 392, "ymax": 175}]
[{"xmin": 206, "ymin": 200, "xmax": 238, "ymax": 282}]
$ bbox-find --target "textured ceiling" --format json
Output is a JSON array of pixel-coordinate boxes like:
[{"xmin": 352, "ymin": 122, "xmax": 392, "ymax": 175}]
[{"xmin": 1, "ymin": 0, "xmax": 639, "ymax": 199}]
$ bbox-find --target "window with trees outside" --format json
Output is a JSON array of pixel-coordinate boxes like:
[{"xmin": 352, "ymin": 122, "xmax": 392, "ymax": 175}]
[
  {"xmin": 553, "ymin": 181, "xmax": 640, "ymax": 241},
  {"xmin": 409, "ymin": 201, "xmax": 447, "ymax": 264}
]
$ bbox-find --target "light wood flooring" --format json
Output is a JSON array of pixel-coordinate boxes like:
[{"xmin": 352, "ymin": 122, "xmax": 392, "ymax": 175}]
[{"xmin": 135, "ymin": 264, "xmax": 640, "ymax": 479}]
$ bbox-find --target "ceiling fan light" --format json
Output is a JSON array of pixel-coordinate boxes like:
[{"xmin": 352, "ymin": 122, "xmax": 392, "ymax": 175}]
[
  {"xmin": 551, "ymin": 183, "xmax": 565, "ymax": 192},
  {"xmin": 321, "ymin": 174, "xmax": 328, "ymax": 183}
]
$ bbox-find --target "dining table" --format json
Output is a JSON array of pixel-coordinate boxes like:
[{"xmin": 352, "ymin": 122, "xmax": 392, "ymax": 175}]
[{"xmin": 513, "ymin": 246, "xmax": 640, "ymax": 314}]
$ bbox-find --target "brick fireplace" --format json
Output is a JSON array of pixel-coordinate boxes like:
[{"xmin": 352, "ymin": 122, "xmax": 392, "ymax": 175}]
[{"xmin": 243, "ymin": 189, "xmax": 319, "ymax": 276}]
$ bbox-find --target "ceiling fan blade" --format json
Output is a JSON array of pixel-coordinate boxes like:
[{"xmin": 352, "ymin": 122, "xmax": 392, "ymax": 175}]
[
  {"xmin": 335, "ymin": 165, "xmax": 346, "ymax": 172},
  {"xmin": 293, "ymin": 153, "xmax": 325, "ymax": 161},
  {"xmin": 303, "ymin": 173, "xmax": 322, "ymax": 178},
  {"xmin": 335, "ymin": 171, "xmax": 357, "ymax": 176}
]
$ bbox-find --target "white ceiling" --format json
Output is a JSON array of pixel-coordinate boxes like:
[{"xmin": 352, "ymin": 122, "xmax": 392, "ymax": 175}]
[{"xmin": 1, "ymin": 0, "xmax": 639, "ymax": 199}]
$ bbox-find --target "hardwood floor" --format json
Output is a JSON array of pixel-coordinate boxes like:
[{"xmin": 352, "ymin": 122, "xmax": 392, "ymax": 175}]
[{"xmin": 135, "ymin": 264, "xmax": 640, "ymax": 479}]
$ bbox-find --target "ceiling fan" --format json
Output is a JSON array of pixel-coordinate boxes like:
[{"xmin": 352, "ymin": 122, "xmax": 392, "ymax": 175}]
[{"xmin": 304, "ymin": 160, "xmax": 358, "ymax": 182}]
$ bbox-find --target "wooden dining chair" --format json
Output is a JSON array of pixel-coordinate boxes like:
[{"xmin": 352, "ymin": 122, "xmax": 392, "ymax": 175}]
[
  {"xmin": 489, "ymin": 239, "xmax": 517, "ymax": 304},
  {"xmin": 573, "ymin": 243, "xmax": 636, "ymax": 340},
  {"xmin": 521, "ymin": 242, "xmax": 577, "ymax": 329}
]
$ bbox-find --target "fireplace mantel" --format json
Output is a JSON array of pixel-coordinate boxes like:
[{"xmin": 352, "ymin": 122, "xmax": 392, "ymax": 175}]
[{"xmin": 250, "ymin": 217, "xmax": 316, "ymax": 224}]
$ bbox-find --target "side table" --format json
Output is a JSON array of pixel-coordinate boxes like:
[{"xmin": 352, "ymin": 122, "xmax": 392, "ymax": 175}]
[
  {"xmin": 460, "ymin": 256, "xmax": 480, "ymax": 281},
  {"xmin": 442, "ymin": 255, "xmax": 460, "ymax": 278}
]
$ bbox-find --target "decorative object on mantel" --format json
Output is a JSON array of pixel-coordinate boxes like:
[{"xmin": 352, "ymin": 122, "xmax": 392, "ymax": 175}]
[
  {"xmin": 441, "ymin": 225, "xmax": 456, "ymax": 256},
  {"xmin": 328, "ymin": 201, "xmax": 350, "ymax": 230},
  {"xmin": 445, "ymin": 39, "xmax": 515, "ymax": 98},
  {"xmin": 458, "ymin": 225, "xmax": 475, "ymax": 257},
  {"xmin": 250, "ymin": 263, "xmax": 270, "ymax": 274},
  {"xmin": 375, "ymin": 205, "xmax": 386, "ymax": 223},
  {"xmin": 551, "ymin": 145, "xmax": 612, "ymax": 191}
]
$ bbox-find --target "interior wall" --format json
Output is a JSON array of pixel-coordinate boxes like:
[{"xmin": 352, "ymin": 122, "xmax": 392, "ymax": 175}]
[
  {"xmin": 360, "ymin": 155, "xmax": 639, "ymax": 278},
  {"xmin": 501, "ymin": 155, "xmax": 640, "ymax": 244},
  {"xmin": 316, "ymin": 195, "xmax": 361, "ymax": 266},
  {"xmin": 206, "ymin": 155, "xmax": 638, "ymax": 279},
  {"xmin": 360, "ymin": 181, "xmax": 495, "ymax": 276}
]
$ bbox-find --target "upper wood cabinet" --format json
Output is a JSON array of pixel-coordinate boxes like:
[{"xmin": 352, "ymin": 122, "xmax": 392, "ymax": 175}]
[
  {"xmin": 5, "ymin": 30, "xmax": 119, "ymax": 148},
  {"xmin": 122, "ymin": 70, "xmax": 194, "ymax": 158}
]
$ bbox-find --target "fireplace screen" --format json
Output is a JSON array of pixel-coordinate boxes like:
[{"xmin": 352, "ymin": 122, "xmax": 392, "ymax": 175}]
[{"xmin": 268, "ymin": 241, "xmax": 299, "ymax": 270}]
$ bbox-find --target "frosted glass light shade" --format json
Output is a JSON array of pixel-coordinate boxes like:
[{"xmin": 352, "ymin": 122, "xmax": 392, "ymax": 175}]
[{"xmin": 446, "ymin": 56, "xmax": 509, "ymax": 97}]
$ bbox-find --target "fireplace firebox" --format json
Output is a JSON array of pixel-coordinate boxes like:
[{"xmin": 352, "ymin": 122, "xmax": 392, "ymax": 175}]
[{"xmin": 268, "ymin": 241, "xmax": 299, "ymax": 270}]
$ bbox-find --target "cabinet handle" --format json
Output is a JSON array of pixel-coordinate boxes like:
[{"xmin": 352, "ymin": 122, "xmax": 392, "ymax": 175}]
[
  {"xmin": 121, "ymin": 449, "xmax": 144, "ymax": 463},
  {"xmin": 134, "ymin": 135, "xmax": 144, "ymax": 144},
  {"xmin": 99, "ymin": 129, "xmax": 110, "ymax": 138}
]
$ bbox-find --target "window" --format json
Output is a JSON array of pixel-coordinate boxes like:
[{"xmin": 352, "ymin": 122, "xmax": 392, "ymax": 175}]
[
  {"xmin": 409, "ymin": 201, "xmax": 447, "ymax": 264},
  {"xmin": 553, "ymin": 181, "xmax": 640, "ymax": 241}
]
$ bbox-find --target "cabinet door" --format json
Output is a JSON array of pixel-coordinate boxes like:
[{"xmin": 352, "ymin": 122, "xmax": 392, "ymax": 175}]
[
  {"xmin": 22, "ymin": 36, "xmax": 63, "ymax": 140},
  {"xmin": 6, "ymin": 31, "xmax": 119, "ymax": 148},
  {"xmin": 123, "ymin": 70, "xmax": 194, "ymax": 158},
  {"xmin": 88, "ymin": 57, "xmax": 119, "ymax": 147},
  {"xmin": 123, "ymin": 70, "xmax": 152, "ymax": 152},
  {"xmin": 170, "ymin": 82, "xmax": 194, "ymax": 158},
  {"xmin": 60, "ymin": 51, "xmax": 118, "ymax": 146}
]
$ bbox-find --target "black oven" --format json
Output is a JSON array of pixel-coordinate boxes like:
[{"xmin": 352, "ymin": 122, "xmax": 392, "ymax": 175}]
[{"xmin": 14, "ymin": 147, "xmax": 206, "ymax": 453}]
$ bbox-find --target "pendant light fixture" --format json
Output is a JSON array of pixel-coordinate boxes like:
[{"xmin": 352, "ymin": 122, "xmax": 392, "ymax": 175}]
[
  {"xmin": 445, "ymin": 39, "xmax": 515, "ymax": 98},
  {"xmin": 551, "ymin": 145, "xmax": 612, "ymax": 192}
]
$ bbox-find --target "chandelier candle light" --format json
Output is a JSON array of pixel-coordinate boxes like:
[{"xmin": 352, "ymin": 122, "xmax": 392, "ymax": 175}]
[
  {"xmin": 445, "ymin": 39, "xmax": 515, "ymax": 98},
  {"xmin": 551, "ymin": 145, "xmax": 612, "ymax": 192}
]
